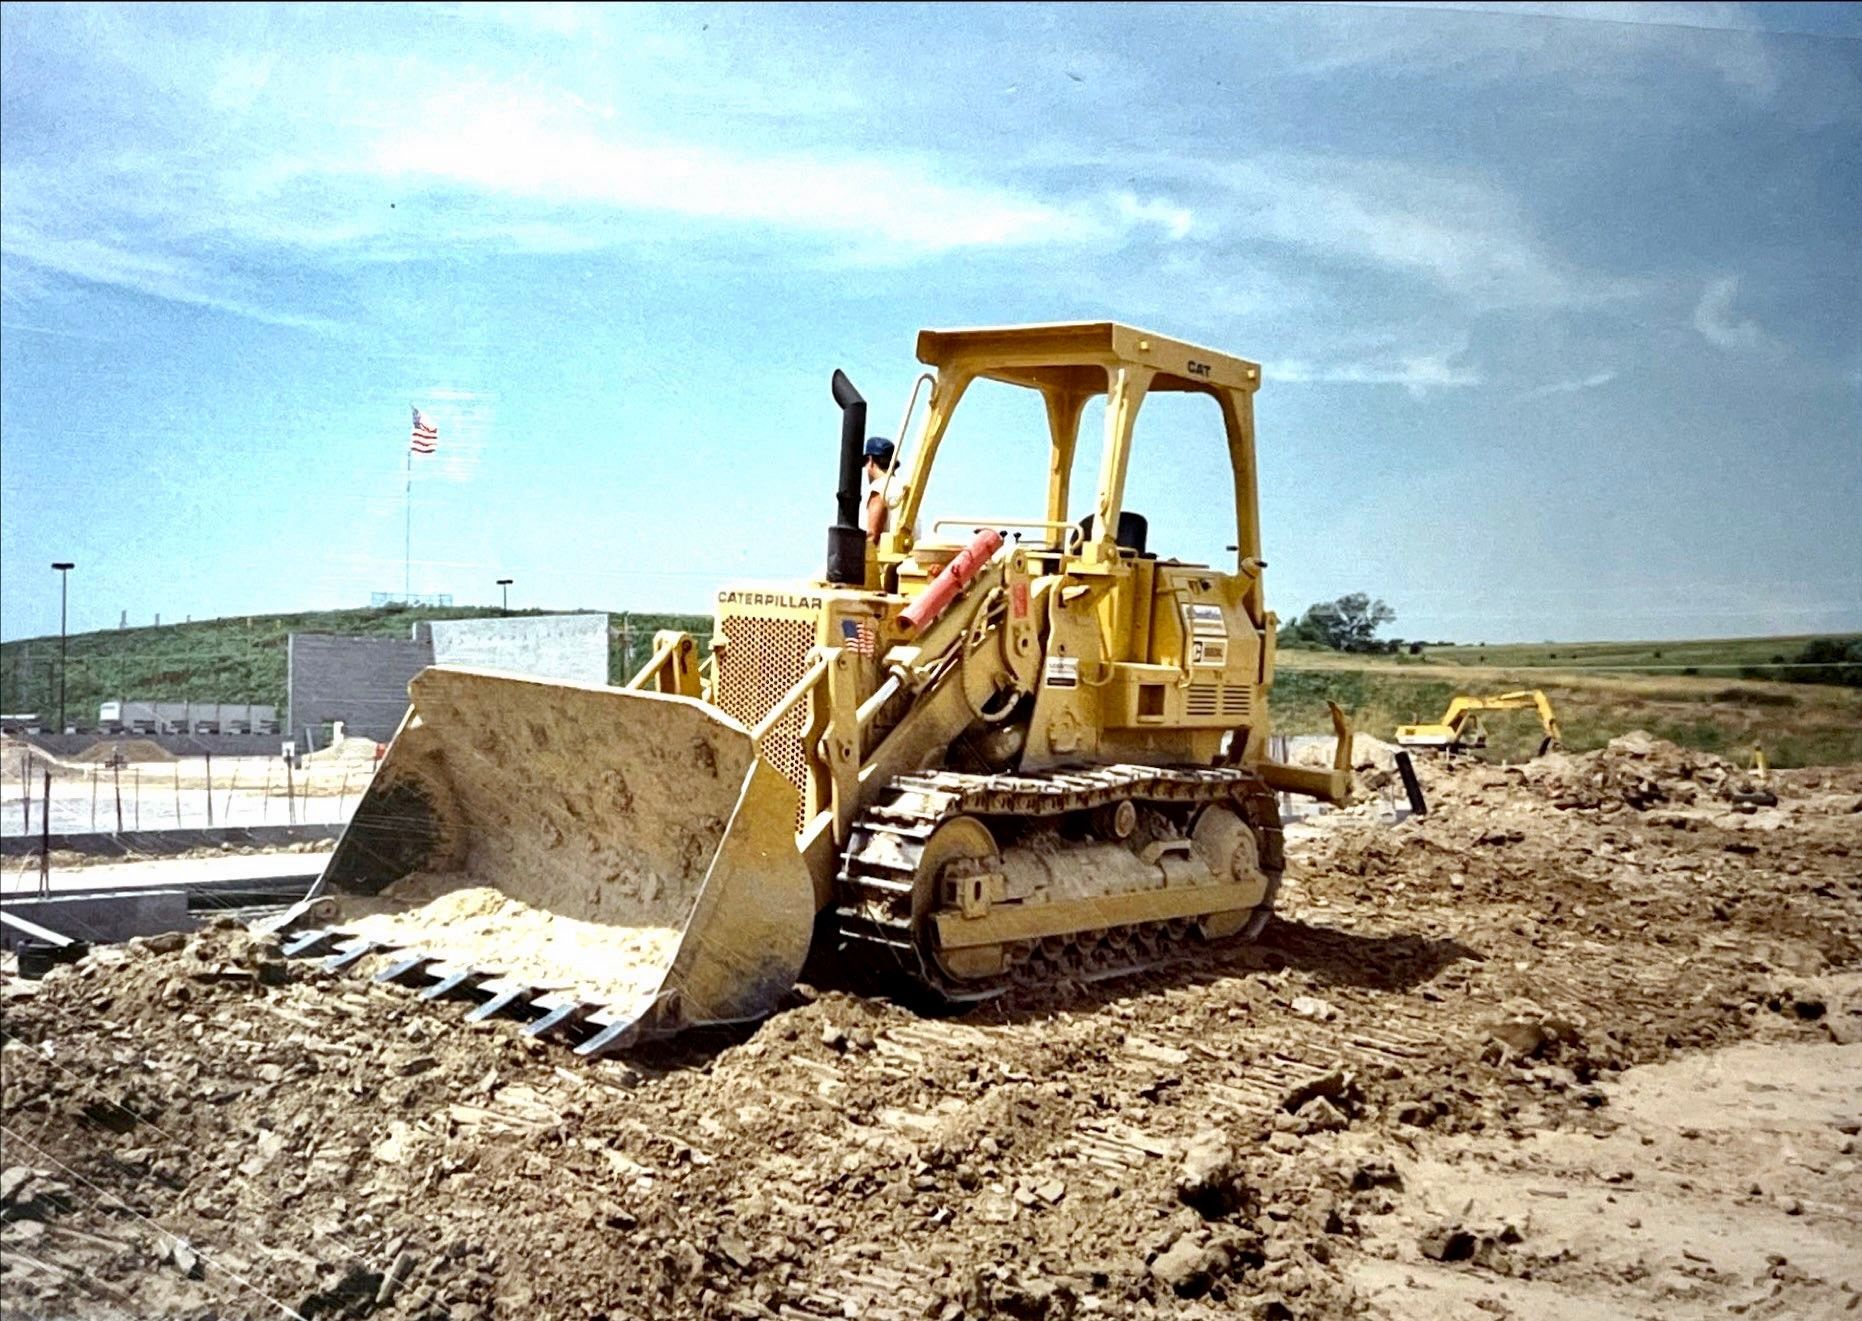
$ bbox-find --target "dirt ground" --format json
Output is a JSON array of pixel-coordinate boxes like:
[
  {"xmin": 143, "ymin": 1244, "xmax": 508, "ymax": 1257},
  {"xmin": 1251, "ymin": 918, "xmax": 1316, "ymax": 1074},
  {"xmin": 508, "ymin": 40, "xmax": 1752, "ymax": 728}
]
[{"xmin": 2, "ymin": 734, "xmax": 1858, "ymax": 1320}]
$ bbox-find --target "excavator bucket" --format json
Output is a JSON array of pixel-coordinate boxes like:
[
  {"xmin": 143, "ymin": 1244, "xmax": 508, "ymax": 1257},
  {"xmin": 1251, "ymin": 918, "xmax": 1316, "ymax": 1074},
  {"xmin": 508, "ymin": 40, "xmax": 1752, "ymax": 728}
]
[{"xmin": 284, "ymin": 667, "xmax": 816, "ymax": 1052}]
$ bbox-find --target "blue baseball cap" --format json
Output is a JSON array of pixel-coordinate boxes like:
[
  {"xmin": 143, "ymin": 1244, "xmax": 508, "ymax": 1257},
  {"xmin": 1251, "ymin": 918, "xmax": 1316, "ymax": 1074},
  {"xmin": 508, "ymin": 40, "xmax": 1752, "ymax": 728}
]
[{"xmin": 864, "ymin": 435, "xmax": 895, "ymax": 461}]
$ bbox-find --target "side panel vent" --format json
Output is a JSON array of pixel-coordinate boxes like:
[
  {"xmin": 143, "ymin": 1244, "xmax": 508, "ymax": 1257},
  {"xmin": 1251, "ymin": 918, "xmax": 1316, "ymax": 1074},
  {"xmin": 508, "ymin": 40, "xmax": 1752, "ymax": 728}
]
[{"xmin": 714, "ymin": 615, "xmax": 815, "ymax": 828}]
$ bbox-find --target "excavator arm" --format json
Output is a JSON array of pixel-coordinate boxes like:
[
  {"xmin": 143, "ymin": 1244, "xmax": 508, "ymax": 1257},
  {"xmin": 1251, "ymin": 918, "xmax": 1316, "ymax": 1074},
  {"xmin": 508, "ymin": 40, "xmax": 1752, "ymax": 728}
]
[{"xmin": 1396, "ymin": 689, "xmax": 1561, "ymax": 755}]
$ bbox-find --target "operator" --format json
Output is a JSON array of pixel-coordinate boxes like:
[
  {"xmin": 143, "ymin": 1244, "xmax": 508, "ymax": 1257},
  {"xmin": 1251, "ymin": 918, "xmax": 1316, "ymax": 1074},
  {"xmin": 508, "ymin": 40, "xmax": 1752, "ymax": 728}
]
[{"xmin": 864, "ymin": 435, "xmax": 904, "ymax": 544}]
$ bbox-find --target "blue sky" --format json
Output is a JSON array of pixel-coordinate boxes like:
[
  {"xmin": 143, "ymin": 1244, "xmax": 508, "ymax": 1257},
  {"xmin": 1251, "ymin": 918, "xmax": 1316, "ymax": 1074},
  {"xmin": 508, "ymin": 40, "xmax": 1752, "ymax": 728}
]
[{"xmin": 2, "ymin": 1, "xmax": 1858, "ymax": 643}]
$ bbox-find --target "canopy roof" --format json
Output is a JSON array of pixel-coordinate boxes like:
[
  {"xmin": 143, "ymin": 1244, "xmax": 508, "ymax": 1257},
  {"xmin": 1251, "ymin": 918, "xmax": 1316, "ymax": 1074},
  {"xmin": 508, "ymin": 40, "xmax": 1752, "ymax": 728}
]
[{"xmin": 915, "ymin": 321, "xmax": 1261, "ymax": 394}]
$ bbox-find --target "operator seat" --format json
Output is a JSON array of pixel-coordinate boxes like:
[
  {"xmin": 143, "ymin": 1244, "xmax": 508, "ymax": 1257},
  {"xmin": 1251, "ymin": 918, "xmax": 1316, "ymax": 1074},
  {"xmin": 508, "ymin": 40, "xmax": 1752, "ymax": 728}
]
[{"xmin": 1078, "ymin": 511, "xmax": 1150, "ymax": 557}]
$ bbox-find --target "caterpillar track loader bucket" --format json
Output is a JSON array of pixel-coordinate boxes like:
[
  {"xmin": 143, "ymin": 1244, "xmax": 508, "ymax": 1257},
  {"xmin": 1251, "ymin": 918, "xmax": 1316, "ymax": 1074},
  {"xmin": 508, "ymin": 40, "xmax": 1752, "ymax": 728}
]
[{"xmin": 283, "ymin": 667, "xmax": 816, "ymax": 1052}]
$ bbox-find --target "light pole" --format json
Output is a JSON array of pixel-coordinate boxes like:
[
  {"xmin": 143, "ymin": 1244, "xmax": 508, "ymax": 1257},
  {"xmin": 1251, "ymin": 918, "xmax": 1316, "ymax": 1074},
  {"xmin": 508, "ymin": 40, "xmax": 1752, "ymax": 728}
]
[
  {"xmin": 497, "ymin": 578, "xmax": 514, "ymax": 615},
  {"xmin": 51, "ymin": 562, "xmax": 75, "ymax": 731}
]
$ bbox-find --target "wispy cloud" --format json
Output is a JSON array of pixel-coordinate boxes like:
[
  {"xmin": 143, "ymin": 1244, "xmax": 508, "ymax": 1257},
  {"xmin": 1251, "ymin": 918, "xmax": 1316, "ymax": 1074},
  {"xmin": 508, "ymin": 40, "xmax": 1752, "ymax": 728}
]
[
  {"xmin": 0, "ymin": 37, "xmax": 1196, "ymax": 331},
  {"xmin": 1272, "ymin": 344, "xmax": 1483, "ymax": 397},
  {"xmin": 1516, "ymin": 369, "xmax": 1618, "ymax": 401},
  {"xmin": 1692, "ymin": 276, "xmax": 1773, "ymax": 350},
  {"xmin": 0, "ymin": 217, "xmax": 339, "ymax": 331},
  {"xmin": 1298, "ymin": 2, "xmax": 1786, "ymax": 105},
  {"xmin": 1173, "ymin": 155, "xmax": 1625, "ymax": 312},
  {"xmin": 352, "ymin": 85, "xmax": 1097, "ymax": 255},
  {"xmin": 0, "ymin": 320, "xmax": 117, "ymax": 342}
]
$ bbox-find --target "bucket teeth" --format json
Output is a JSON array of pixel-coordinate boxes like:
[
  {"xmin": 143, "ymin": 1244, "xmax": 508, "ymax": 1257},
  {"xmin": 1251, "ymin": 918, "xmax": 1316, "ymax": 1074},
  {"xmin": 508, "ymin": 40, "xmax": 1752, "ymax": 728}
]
[
  {"xmin": 420, "ymin": 968, "xmax": 484, "ymax": 1001},
  {"xmin": 524, "ymin": 1002, "xmax": 591, "ymax": 1039},
  {"xmin": 282, "ymin": 929, "xmax": 340, "ymax": 959},
  {"xmin": 465, "ymin": 984, "xmax": 537, "ymax": 1023},
  {"xmin": 374, "ymin": 954, "xmax": 437, "ymax": 986},
  {"xmin": 324, "ymin": 938, "xmax": 380, "ymax": 972},
  {"xmin": 296, "ymin": 926, "xmax": 667, "ymax": 1055},
  {"xmin": 574, "ymin": 1016, "xmax": 650, "ymax": 1058}
]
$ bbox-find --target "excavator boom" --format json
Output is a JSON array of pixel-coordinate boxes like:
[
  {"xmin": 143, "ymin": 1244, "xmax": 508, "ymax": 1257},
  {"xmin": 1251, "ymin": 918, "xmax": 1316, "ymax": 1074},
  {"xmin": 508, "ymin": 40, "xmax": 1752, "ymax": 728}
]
[{"xmin": 1396, "ymin": 689, "xmax": 1563, "ymax": 755}]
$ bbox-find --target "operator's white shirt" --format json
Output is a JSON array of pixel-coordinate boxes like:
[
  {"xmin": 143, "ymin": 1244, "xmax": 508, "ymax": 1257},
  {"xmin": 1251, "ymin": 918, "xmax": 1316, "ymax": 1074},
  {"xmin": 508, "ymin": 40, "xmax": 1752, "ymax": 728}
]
[{"xmin": 868, "ymin": 477, "xmax": 917, "ymax": 539}]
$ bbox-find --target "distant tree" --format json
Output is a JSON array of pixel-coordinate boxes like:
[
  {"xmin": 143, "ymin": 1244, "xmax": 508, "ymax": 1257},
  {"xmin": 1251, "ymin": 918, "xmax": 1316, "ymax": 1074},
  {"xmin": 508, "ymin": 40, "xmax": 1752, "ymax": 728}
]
[
  {"xmin": 1294, "ymin": 593, "xmax": 1397, "ymax": 653},
  {"xmin": 1788, "ymin": 638, "xmax": 1862, "ymax": 688},
  {"xmin": 1275, "ymin": 613, "xmax": 1321, "ymax": 649}
]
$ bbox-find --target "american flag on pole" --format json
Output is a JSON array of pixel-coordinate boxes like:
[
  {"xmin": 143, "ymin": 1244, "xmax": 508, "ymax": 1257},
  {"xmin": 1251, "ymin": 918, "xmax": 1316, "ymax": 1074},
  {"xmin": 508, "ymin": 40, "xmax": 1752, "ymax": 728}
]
[{"xmin": 410, "ymin": 407, "xmax": 439, "ymax": 455}]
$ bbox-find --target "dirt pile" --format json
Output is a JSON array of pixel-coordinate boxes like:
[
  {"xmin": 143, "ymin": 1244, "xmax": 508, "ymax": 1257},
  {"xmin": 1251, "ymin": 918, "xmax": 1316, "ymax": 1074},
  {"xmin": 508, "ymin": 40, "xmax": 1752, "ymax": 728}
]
[
  {"xmin": 0, "ymin": 928, "xmax": 1383, "ymax": 1319},
  {"xmin": 1288, "ymin": 733, "xmax": 1403, "ymax": 796},
  {"xmin": 348, "ymin": 879, "xmax": 684, "ymax": 1009},
  {"xmin": 71, "ymin": 739, "xmax": 178, "ymax": 764},
  {"xmin": 3, "ymin": 734, "xmax": 1859, "ymax": 1319},
  {"xmin": 1512, "ymin": 729, "xmax": 1749, "ymax": 811}
]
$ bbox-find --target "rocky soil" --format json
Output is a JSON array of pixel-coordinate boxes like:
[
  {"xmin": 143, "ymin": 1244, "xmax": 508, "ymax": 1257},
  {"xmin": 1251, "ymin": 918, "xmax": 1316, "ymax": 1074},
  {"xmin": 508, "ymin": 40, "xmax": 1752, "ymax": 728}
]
[{"xmin": 2, "ymin": 734, "xmax": 1859, "ymax": 1320}]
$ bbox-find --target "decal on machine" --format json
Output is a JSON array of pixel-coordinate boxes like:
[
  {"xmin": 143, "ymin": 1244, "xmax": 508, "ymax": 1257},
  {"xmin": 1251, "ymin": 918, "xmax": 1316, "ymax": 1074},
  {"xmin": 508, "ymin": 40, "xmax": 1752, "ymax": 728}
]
[
  {"xmin": 1185, "ymin": 603, "xmax": 1229, "ymax": 668},
  {"xmin": 1043, "ymin": 655, "xmax": 1080, "ymax": 689},
  {"xmin": 719, "ymin": 590, "xmax": 825, "ymax": 610}
]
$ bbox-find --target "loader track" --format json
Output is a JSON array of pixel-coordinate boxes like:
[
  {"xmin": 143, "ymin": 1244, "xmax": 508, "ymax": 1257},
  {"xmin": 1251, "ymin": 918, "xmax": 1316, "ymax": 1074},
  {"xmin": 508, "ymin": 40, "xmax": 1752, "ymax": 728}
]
[{"xmin": 833, "ymin": 764, "xmax": 1284, "ymax": 1001}]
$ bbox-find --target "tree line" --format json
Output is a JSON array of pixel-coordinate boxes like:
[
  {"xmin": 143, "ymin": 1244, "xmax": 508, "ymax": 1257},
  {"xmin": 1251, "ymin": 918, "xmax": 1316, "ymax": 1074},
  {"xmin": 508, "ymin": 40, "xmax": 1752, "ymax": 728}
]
[{"xmin": 1275, "ymin": 593, "xmax": 1406, "ymax": 654}]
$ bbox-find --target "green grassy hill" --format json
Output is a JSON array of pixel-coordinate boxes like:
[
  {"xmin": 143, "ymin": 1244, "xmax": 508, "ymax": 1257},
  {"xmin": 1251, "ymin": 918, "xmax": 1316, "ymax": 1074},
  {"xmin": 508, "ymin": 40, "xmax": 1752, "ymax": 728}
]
[
  {"xmin": 8, "ymin": 611, "xmax": 1858, "ymax": 768},
  {"xmin": 1, "ymin": 606, "xmax": 711, "ymax": 723},
  {"xmin": 1273, "ymin": 646, "xmax": 1862, "ymax": 768},
  {"xmin": 1415, "ymin": 633, "xmax": 1862, "ymax": 678}
]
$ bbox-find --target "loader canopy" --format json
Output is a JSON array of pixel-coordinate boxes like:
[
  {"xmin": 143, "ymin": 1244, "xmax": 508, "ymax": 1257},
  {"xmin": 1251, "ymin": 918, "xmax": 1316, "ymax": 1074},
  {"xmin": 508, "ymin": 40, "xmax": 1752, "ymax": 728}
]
[{"xmin": 301, "ymin": 667, "xmax": 816, "ymax": 1047}]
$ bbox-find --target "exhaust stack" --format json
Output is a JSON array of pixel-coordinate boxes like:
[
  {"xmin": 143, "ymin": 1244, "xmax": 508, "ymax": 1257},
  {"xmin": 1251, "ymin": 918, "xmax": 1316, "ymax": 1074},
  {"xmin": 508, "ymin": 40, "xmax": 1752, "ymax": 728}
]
[{"xmin": 826, "ymin": 369, "xmax": 867, "ymax": 584}]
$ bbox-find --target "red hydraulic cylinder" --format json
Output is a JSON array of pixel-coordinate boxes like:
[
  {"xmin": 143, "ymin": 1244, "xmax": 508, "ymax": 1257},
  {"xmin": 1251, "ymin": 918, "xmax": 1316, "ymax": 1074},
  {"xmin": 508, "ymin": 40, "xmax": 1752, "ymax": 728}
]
[{"xmin": 897, "ymin": 528, "xmax": 1004, "ymax": 636}]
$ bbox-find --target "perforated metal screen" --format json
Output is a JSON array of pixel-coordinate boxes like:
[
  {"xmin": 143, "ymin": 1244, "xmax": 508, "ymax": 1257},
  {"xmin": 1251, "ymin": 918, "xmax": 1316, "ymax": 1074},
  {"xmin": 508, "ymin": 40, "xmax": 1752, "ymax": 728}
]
[{"xmin": 714, "ymin": 615, "xmax": 816, "ymax": 830}]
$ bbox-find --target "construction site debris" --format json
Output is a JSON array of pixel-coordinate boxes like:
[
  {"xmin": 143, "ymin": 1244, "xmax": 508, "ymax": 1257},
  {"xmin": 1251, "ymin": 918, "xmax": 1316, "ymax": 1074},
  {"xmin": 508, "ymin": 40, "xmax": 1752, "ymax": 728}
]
[{"xmin": 3, "ymin": 736, "xmax": 1858, "ymax": 1319}]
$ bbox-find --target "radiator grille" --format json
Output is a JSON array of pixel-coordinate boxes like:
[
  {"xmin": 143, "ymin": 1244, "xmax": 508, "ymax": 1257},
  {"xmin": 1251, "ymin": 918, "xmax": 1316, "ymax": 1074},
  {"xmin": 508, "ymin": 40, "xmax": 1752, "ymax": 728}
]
[
  {"xmin": 1187, "ymin": 683, "xmax": 1253, "ymax": 721},
  {"xmin": 714, "ymin": 615, "xmax": 816, "ymax": 830}
]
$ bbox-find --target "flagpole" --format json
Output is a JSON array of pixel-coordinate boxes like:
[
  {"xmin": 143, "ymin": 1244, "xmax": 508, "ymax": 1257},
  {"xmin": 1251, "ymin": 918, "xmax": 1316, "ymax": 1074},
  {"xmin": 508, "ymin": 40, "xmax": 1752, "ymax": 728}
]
[{"xmin": 404, "ymin": 416, "xmax": 413, "ymax": 600}]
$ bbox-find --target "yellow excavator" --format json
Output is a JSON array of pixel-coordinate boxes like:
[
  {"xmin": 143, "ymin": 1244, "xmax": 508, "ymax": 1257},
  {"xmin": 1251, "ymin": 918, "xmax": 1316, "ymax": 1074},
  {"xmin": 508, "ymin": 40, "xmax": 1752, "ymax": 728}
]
[
  {"xmin": 1395, "ymin": 690, "xmax": 1563, "ymax": 757},
  {"xmin": 277, "ymin": 322, "xmax": 1353, "ymax": 1055}
]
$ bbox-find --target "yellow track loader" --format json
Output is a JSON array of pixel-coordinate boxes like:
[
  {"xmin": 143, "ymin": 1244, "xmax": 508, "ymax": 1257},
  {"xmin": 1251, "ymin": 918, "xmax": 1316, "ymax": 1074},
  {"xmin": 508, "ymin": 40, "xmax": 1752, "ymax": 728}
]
[
  {"xmin": 278, "ymin": 322, "xmax": 1353, "ymax": 1055},
  {"xmin": 1394, "ymin": 690, "xmax": 1563, "ymax": 756}
]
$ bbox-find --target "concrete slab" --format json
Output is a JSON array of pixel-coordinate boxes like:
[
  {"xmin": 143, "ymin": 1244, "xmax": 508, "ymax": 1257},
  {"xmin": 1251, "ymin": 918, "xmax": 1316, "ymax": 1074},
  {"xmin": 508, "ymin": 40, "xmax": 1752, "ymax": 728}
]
[
  {"xmin": 0, "ymin": 851, "xmax": 331, "ymax": 896},
  {"xmin": 0, "ymin": 823, "xmax": 342, "ymax": 859},
  {"xmin": 0, "ymin": 888, "xmax": 192, "ymax": 950}
]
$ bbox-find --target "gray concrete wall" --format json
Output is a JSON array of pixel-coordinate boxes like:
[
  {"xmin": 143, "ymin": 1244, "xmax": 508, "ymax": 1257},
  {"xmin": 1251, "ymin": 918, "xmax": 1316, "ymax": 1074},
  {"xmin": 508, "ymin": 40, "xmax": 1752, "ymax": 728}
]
[
  {"xmin": 422, "ymin": 613, "xmax": 609, "ymax": 685},
  {"xmin": 286, "ymin": 633, "xmax": 433, "ymax": 743},
  {"xmin": 0, "ymin": 889, "xmax": 193, "ymax": 950}
]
